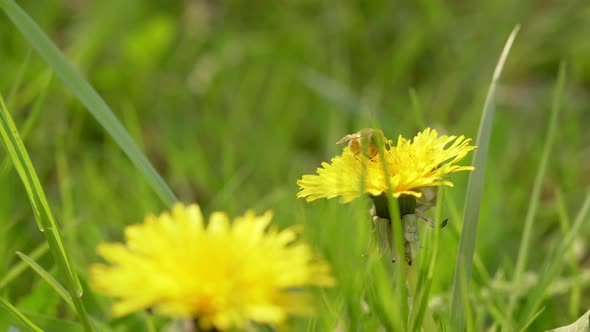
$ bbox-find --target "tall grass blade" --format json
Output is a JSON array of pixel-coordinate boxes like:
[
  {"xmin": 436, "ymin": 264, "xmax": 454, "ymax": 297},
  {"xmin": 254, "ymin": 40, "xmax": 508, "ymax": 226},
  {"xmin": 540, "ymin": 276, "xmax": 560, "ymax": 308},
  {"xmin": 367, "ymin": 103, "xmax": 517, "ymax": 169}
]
[
  {"xmin": 1, "ymin": 70, "xmax": 51, "ymax": 176},
  {"xmin": 0, "ymin": 0, "xmax": 177, "ymax": 206},
  {"xmin": 20, "ymin": 71, "xmax": 52, "ymax": 140},
  {"xmin": 377, "ymin": 141, "xmax": 408, "ymax": 331},
  {"xmin": 449, "ymin": 25, "xmax": 520, "ymax": 331},
  {"xmin": 519, "ymin": 190, "xmax": 590, "ymax": 329},
  {"xmin": 6, "ymin": 48, "xmax": 31, "ymax": 110},
  {"xmin": 409, "ymin": 88, "xmax": 426, "ymax": 128},
  {"xmin": 365, "ymin": 257, "xmax": 397, "ymax": 331},
  {"xmin": 409, "ymin": 189, "xmax": 444, "ymax": 331},
  {"xmin": 0, "ymin": 296, "xmax": 44, "ymax": 332},
  {"xmin": 0, "ymin": 95, "xmax": 94, "ymax": 331},
  {"xmin": 518, "ymin": 307, "xmax": 545, "ymax": 332},
  {"xmin": 0, "ymin": 244, "xmax": 49, "ymax": 288},
  {"xmin": 15, "ymin": 252, "xmax": 74, "ymax": 309},
  {"xmin": 504, "ymin": 62, "xmax": 567, "ymax": 327}
]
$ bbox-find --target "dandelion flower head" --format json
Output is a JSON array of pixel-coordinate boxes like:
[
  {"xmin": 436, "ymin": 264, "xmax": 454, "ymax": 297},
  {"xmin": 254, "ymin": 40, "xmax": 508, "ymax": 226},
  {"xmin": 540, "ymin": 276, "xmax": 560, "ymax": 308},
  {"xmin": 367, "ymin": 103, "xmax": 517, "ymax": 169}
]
[
  {"xmin": 90, "ymin": 203, "xmax": 334, "ymax": 330},
  {"xmin": 297, "ymin": 128, "xmax": 476, "ymax": 203}
]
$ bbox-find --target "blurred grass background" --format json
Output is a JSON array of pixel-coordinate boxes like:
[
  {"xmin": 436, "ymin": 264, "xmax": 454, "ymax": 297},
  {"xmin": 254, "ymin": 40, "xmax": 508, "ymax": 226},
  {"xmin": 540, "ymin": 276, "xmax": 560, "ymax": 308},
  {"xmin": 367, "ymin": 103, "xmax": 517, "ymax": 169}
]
[{"xmin": 0, "ymin": 0, "xmax": 589, "ymax": 331}]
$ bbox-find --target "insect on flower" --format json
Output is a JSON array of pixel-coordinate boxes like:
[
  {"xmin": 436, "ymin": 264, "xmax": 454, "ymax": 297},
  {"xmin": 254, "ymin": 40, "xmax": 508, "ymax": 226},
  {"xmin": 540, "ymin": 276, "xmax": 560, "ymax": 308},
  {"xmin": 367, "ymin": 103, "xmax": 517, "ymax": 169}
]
[
  {"xmin": 298, "ymin": 127, "xmax": 477, "ymax": 265},
  {"xmin": 336, "ymin": 128, "xmax": 389, "ymax": 159}
]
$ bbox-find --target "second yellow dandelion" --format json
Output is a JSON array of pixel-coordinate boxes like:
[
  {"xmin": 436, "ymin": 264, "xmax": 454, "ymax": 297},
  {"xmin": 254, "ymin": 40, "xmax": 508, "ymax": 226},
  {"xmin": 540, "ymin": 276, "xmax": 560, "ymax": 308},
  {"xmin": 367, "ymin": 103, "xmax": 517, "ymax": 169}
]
[{"xmin": 90, "ymin": 203, "xmax": 334, "ymax": 331}]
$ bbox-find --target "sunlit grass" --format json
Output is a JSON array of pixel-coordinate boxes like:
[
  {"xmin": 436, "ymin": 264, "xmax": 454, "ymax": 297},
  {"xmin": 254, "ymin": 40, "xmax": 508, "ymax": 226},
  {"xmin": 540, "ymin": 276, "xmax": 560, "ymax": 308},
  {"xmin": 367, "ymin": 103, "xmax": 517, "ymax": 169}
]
[
  {"xmin": 0, "ymin": 1, "xmax": 589, "ymax": 331},
  {"xmin": 450, "ymin": 25, "xmax": 519, "ymax": 332}
]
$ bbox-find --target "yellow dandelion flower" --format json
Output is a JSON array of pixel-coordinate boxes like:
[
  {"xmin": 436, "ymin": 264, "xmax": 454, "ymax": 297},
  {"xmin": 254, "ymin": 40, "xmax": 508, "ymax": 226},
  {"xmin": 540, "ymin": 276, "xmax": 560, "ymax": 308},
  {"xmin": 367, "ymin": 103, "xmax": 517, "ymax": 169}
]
[
  {"xmin": 297, "ymin": 128, "xmax": 476, "ymax": 203},
  {"xmin": 90, "ymin": 203, "xmax": 334, "ymax": 330}
]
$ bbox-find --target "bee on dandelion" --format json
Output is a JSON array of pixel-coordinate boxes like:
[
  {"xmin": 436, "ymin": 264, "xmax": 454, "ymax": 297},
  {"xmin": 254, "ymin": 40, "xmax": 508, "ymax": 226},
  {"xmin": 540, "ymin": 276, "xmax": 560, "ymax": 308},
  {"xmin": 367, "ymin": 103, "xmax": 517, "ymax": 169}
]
[
  {"xmin": 297, "ymin": 128, "xmax": 476, "ymax": 264},
  {"xmin": 89, "ymin": 203, "xmax": 335, "ymax": 331},
  {"xmin": 336, "ymin": 128, "xmax": 389, "ymax": 159}
]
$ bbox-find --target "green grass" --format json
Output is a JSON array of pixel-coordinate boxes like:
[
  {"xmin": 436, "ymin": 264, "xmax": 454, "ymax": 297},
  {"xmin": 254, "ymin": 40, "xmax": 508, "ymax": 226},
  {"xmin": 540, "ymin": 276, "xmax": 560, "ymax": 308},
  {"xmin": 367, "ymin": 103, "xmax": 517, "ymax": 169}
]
[
  {"xmin": 0, "ymin": 1, "xmax": 589, "ymax": 331},
  {"xmin": 450, "ymin": 25, "xmax": 519, "ymax": 332}
]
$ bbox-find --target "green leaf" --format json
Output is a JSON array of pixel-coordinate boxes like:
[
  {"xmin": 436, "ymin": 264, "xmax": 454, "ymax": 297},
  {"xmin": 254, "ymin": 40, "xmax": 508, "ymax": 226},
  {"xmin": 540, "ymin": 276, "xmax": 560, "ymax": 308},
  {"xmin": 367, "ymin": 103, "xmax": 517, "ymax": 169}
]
[
  {"xmin": 0, "ymin": 243, "xmax": 49, "ymax": 289},
  {"xmin": 0, "ymin": 94, "xmax": 94, "ymax": 331},
  {"xmin": 408, "ymin": 188, "xmax": 445, "ymax": 331},
  {"xmin": 0, "ymin": 296, "xmax": 44, "ymax": 332},
  {"xmin": 519, "ymin": 307, "xmax": 545, "ymax": 332},
  {"xmin": 1, "ymin": 70, "xmax": 51, "ymax": 177},
  {"xmin": 0, "ymin": 0, "xmax": 177, "ymax": 206},
  {"xmin": 15, "ymin": 252, "xmax": 74, "ymax": 309},
  {"xmin": 519, "ymin": 191, "xmax": 590, "ymax": 329},
  {"xmin": 505, "ymin": 61, "xmax": 567, "ymax": 328},
  {"xmin": 449, "ymin": 25, "xmax": 520, "ymax": 332}
]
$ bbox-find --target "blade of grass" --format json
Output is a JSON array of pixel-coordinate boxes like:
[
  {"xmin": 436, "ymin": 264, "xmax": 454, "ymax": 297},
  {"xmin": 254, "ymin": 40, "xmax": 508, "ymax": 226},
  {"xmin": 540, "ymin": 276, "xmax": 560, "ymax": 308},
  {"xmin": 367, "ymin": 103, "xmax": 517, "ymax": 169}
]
[
  {"xmin": 447, "ymin": 189, "xmax": 514, "ymax": 326},
  {"xmin": 409, "ymin": 188, "xmax": 444, "ymax": 331},
  {"xmin": 0, "ymin": 95, "xmax": 94, "ymax": 332},
  {"xmin": 449, "ymin": 25, "xmax": 520, "ymax": 332},
  {"xmin": 0, "ymin": 243, "xmax": 49, "ymax": 289},
  {"xmin": 409, "ymin": 88, "xmax": 426, "ymax": 129},
  {"xmin": 555, "ymin": 188, "xmax": 571, "ymax": 232},
  {"xmin": 460, "ymin": 267, "xmax": 474, "ymax": 331},
  {"xmin": 365, "ymin": 256, "xmax": 397, "ymax": 331},
  {"xmin": 376, "ymin": 135, "xmax": 408, "ymax": 331},
  {"xmin": 0, "ymin": 296, "xmax": 44, "ymax": 332},
  {"xmin": 19, "ymin": 71, "xmax": 52, "ymax": 139},
  {"xmin": 0, "ymin": 0, "xmax": 177, "ymax": 206},
  {"xmin": 358, "ymin": 121, "xmax": 408, "ymax": 330},
  {"xmin": 518, "ymin": 190, "xmax": 590, "ymax": 329},
  {"xmin": 518, "ymin": 307, "xmax": 545, "ymax": 332},
  {"xmin": 6, "ymin": 47, "xmax": 31, "ymax": 110},
  {"xmin": 56, "ymin": 130, "xmax": 78, "ymax": 256},
  {"xmin": 504, "ymin": 61, "xmax": 567, "ymax": 329},
  {"xmin": 388, "ymin": 188, "xmax": 408, "ymax": 330},
  {"xmin": 486, "ymin": 300, "xmax": 508, "ymax": 326},
  {"xmin": 138, "ymin": 312, "xmax": 158, "ymax": 332},
  {"xmin": 445, "ymin": 193, "xmax": 493, "ymax": 283},
  {"xmin": 16, "ymin": 252, "xmax": 74, "ymax": 309},
  {"xmin": 555, "ymin": 188, "xmax": 582, "ymax": 320},
  {"xmin": 1, "ymin": 70, "xmax": 51, "ymax": 177},
  {"xmin": 447, "ymin": 188, "xmax": 512, "ymax": 326}
]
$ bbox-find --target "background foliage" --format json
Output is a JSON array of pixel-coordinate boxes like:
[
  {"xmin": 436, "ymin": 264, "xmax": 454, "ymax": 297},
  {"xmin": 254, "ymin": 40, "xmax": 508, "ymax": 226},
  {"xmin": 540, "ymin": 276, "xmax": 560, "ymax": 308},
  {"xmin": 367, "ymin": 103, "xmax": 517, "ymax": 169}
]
[{"xmin": 0, "ymin": 0, "xmax": 589, "ymax": 331}]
